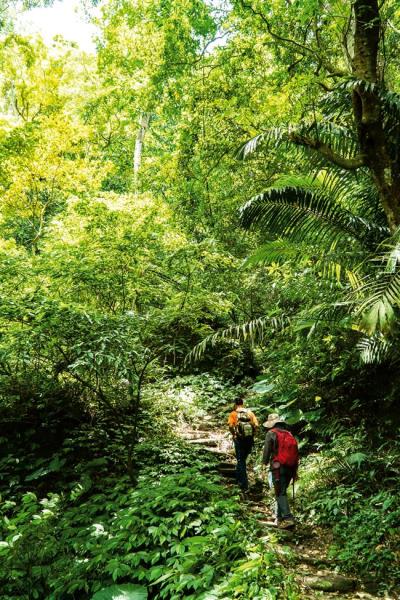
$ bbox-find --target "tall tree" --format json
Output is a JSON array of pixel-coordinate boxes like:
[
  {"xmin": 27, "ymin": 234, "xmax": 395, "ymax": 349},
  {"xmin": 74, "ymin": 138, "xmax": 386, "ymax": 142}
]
[{"xmin": 235, "ymin": 0, "xmax": 400, "ymax": 231}]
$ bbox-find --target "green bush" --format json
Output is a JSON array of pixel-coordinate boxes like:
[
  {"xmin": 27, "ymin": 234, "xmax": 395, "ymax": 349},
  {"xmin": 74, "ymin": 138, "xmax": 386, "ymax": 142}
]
[
  {"xmin": 0, "ymin": 465, "xmax": 297, "ymax": 599},
  {"xmin": 299, "ymin": 431, "xmax": 400, "ymax": 590},
  {"xmin": 328, "ymin": 492, "xmax": 400, "ymax": 587}
]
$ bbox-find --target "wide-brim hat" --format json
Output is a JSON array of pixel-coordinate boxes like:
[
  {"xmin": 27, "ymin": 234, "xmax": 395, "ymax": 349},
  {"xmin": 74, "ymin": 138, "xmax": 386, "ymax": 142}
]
[{"xmin": 263, "ymin": 413, "xmax": 284, "ymax": 428}]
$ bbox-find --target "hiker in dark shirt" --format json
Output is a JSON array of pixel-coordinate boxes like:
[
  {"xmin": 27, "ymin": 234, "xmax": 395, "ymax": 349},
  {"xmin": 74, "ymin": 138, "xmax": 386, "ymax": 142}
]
[
  {"xmin": 262, "ymin": 413, "xmax": 298, "ymax": 529},
  {"xmin": 228, "ymin": 398, "xmax": 259, "ymax": 491}
]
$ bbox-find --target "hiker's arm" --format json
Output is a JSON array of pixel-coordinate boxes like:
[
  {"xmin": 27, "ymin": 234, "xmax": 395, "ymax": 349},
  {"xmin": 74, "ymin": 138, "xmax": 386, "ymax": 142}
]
[
  {"xmin": 248, "ymin": 410, "xmax": 259, "ymax": 433},
  {"xmin": 262, "ymin": 431, "xmax": 276, "ymax": 465},
  {"xmin": 228, "ymin": 412, "xmax": 237, "ymax": 439}
]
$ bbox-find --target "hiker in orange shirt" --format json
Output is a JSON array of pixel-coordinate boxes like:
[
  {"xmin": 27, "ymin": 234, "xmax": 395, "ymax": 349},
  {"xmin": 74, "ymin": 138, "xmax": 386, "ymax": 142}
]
[{"xmin": 228, "ymin": 397, "xmax": 259, "ymax": 491}]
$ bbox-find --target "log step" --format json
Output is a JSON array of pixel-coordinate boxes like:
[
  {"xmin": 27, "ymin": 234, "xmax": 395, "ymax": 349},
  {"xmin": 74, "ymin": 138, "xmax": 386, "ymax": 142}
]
[
  {"xmin": 201, "ymin": 447, "xmax": 231, "ymax": 455},
  {"xmin": 217, "ymin": 461, "xmax": 236, "ymax": 470},
  {"xmin": 218, "ymin": 468, "xmax": 237, "ymax": 478},
  {"xmin": 186, "ymin": 438, "xmax": 218, "ymax": 447},
  {"xmin": 301, "ymin": 572, "xmax": 356, "ymax": 593}
]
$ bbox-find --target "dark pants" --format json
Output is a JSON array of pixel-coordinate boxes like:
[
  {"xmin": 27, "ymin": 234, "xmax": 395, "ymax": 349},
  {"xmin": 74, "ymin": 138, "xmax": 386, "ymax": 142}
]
[
  {"xmin": 271, "ymin": 465, "xmax": 295, "ymax": 521},
  {"xmin": 234, "ymin": 437, "xmax": 253, "ymax": 490}
]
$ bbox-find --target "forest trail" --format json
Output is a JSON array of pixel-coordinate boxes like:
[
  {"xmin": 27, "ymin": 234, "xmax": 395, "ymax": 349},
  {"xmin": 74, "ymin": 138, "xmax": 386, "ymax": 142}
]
[{"xmin": 178, "ymin": 419, "xmax": 391, "ymax": 600}]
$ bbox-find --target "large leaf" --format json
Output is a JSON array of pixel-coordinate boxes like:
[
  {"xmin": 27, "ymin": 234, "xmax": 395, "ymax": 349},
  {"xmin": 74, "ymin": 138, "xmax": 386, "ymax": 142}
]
[
  {"xmin": 251, "ymin": 378, "xmax": 275, "ymax": 394},
  {"xmin": 25, "ymin": 456, "xmax": 67, "ymax": 482},
  {"xmin": 91, "ymin": 584, "xmax": 148, "ymax": 600}
]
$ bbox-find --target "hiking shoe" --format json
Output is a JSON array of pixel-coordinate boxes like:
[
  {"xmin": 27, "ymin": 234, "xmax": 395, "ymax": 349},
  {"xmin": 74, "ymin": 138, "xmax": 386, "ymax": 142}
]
[
  {"xmin": 279, "ymin": 519, "xmax": 295, "ymax": 530},
  {"xmin": 239, "ymin": 488, "xmax": 249, "ymax": 500}
]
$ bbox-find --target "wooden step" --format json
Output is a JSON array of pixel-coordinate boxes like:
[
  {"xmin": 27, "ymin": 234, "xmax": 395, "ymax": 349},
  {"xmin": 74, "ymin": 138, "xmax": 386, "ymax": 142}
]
[
  {"xmin": 180, "ymin": 431, "xmax": 209, "ymax": 439},
  {"xmin": 218, "ymin": 468, "xmax": 237, "ymax": 478},
  {"xmin": 186, "ymin": 438, "xmax": 219, "ymax": 447},
  {"xmin": 217, "ymin": 461, "xmax": 236, "ymax": 470},
  {"xmin": 201, "ymin": 447, "xmax": 231, "ymax": 455},
  {"xmin": 301, "ymin": 572, "xmax": 357, "ymax": 593}
]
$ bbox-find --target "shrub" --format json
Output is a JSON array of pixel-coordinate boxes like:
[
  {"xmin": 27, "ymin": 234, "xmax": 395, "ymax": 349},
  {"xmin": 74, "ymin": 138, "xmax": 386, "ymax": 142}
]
[{"xmin": 0, "ymin": 465, "xmax": 297, "ymax": 599}]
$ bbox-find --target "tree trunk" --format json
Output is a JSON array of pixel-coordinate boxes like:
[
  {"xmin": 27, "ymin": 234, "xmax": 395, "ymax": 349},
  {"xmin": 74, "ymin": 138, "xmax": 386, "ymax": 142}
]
[
  {"xmin": 133, "ymin": 112, "xmax": 150, "ymax": 176},
  {"xmin": 351, "ymin": 0, "xmax": 400, "ymax": 231}
]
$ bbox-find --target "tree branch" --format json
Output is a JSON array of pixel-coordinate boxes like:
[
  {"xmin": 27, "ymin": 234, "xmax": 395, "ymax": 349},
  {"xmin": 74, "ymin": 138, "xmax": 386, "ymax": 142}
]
[
  {"xmin": 289, "ymin": 132, "xmax": 366, "ymax": 170},
  {"xmin": 238, "ymin": 0, "xmax": 347, "ymax": 77}
]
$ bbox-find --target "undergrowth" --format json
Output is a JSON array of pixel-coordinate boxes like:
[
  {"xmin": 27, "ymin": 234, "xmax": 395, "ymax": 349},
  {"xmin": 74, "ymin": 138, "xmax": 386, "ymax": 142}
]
[
  {"xmin": 0, "ymin": 466, "xmax": 298, "ymax": 600},
  {"xmin": 298, "ymin": 427, "xmax": 400, "ymax": 593},
  {"xmin": 0, "ymin": 378, "xmax": 298, "ymax": 600}
]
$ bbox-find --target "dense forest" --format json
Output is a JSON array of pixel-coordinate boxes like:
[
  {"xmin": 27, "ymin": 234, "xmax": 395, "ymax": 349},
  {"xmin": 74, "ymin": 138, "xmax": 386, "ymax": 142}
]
[{"xmin": 0, "ymin": 1, "xmax": 399, "ymax": 598}]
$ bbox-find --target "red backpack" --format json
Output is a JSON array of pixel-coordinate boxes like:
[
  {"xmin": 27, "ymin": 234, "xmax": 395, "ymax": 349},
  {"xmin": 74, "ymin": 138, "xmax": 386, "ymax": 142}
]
[{"xmin": 271, "ymin": 428, "xmax": 299, "ymax": 468}]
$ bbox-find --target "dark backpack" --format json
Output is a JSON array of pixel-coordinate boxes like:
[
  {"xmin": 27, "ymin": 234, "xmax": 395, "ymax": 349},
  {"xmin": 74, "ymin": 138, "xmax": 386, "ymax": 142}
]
[
  {"xmin": 236, "ymin": 409, "xmax": 254, "ymax": 439},
  {"xmin": 271, "ymin": 428, "xmax": 299, "ymax": 468}
]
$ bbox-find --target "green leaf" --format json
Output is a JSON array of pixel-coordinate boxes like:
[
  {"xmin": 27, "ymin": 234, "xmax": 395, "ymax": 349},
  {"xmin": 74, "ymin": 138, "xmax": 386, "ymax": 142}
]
[
  {"xmin": 152, "ymin": 571, "xmax": 175, "ymax": 585},
  {"xmin": 251, "ymin": 379, "xmax": 275, "ymax": 394},
  {"xmin": 91, "ymin": 584, "xmax": 148, "ymax": 600},
  {"xmin": 347, "ymin": 452, "xmax": 367, "ymax": 466},
  {"xmin": 282, "ymin": 408, "xmax": 304, "ymax": 425}
]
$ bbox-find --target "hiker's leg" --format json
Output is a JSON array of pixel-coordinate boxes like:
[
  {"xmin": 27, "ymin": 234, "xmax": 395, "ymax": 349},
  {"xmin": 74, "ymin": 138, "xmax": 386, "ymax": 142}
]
[
  {"xmin": 276, "ymin": 467, "xmax": 294, "ymax": 520},
  {"xmin": 234, "ymin": 440, "xmax": 248, "ymax": 490},
  {"xmin": 245, "ymin": 437, "xmax": 254, "ymax": 472},
  {"xmin": 271, "ymin": 469, "xmax": 282, "ymax": 522},
  {"xmin": 241, "ymin": 438, "xmax": 253, "ymax": 489}
]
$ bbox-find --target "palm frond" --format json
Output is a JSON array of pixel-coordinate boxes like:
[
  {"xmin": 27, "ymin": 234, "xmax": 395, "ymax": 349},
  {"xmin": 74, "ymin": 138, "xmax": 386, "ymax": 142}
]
[
  {"xmin": 379, "ymin": 90, "xmax": 400, "ymax": 140},
  {"xmin": 238, "ymin": 121, "xmax": 361, "ymax": 168},
  {"xmin": 239, "ymin": 184, "xmax": 386, "ymax": 249},
  {"xmin": 242, "ymin": 239, "xmax": 311, "ymax": 267},
  {"xmin": 237, "ymin": 127, "xmax": 288, "ymax": 160},
  {"xmin": 242, "ymin": 238, "xmax": 363, "ymax": 286},
  {"xmin": 357, "ymin": 335, "xmax": 392, "ymax": 365},
  {"xmin": 305, "ymin": 122, "xmax": 360, "ymax": 160},
  {"xmin": 186, "ymin": 315, "xmax": 289, "ymax": 363},
  {"xmin": 318, "ymin": 89, "xmax": 353, "ymax": 124},
  {"xmin": 355, "ymin": 276, "xmax": 399, "ymax": 334},
  {"xmin": 296, "ymin": 301, "xmax": 355, "ymax": 330},
  {"xmin": 349, "ymin": 238, "xmax": 400, "ymax": 334},
  {"xmin": 348, "ymin": 177, "xmax": 387, "ymax": 225},
  {"xmin": 335, "ymin": 79, "xmax": 400, "ymax": 138}
]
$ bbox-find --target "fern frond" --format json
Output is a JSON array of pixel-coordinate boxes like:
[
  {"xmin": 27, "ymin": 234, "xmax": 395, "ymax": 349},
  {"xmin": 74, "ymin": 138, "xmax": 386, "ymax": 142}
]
[
  {"xmin": 350, "ymin": 238, "xmax": 400, "ymax": 334},
  {"xmin": 239, "ymin": 185, "xmax": 386, "ymax": 249},
  {"xmin": 186, "ymin": 315, "xmax": 289, "ymax": 363},
  {"xmin": 242, "ymin": 239, "xmax": 311, "ymax": 267},
  {"xmin": 242, "ymin": 238, "xmax": 363, "ymax": 287},
  {"xmin": 357, "ymin": 335, "xmax": 392, "ymax": 365}
]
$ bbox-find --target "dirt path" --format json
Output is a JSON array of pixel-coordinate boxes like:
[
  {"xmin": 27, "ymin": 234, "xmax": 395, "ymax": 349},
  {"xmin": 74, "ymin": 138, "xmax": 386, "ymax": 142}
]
[{"xmin": 178, "ymin": 419, "xmax": 395, "ymax": 600}]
